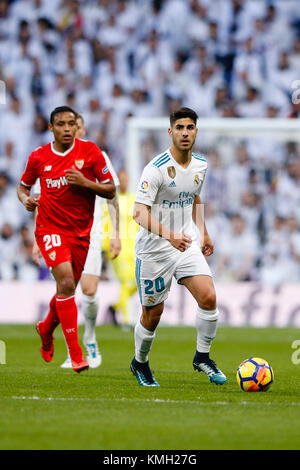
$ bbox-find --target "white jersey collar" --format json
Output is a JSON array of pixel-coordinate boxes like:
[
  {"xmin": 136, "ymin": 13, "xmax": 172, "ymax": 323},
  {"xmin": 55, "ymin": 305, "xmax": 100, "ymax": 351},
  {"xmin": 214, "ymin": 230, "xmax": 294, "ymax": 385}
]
[{"xmin": 51, "ymin": 139, "xmax": 76, "ymax": 156}]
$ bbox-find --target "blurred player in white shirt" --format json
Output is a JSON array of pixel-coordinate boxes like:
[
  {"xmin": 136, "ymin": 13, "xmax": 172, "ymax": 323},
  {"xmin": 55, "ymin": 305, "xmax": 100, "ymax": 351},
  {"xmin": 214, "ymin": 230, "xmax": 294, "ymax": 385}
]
[
  {"xmin": 130, "ymin": 107, "xmax": 227, "ymax": 387},
  {"xmin": 33, "ymin": 114, "xmax": 121, "ymax": 368}
]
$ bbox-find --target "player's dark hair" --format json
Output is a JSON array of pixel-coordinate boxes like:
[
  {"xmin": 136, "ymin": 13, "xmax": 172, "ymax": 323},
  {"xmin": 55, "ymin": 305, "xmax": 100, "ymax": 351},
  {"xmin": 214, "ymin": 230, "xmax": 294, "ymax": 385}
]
[
  {"xmin": 50, "ymin": 106, "xmax": 77, "ymax": 124},
  {"xmin": 76, "ymin": 113, "xmax": 84, "ymax": 123},
  {"xmin": 169, "ymin": 107, "xmax": 198, "ymax": 126}
]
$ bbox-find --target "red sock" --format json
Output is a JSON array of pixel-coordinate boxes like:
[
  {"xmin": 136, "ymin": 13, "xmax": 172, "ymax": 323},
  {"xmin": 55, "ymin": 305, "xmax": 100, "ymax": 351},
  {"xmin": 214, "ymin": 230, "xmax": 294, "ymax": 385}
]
[
  {"xmin": 55, "ymin": 295, "xmax": 83, "ymax": 363},
  {"xmin": 43, "ymin": 294, "xmax": 60, "ymax": 334}
]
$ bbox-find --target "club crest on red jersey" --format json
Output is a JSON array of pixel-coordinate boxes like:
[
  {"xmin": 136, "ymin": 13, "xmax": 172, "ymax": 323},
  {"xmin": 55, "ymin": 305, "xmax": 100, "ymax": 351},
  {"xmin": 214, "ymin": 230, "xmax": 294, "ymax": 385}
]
[
  {"xmin": 48, "ymin": 251, "xmax": 56, "ymax": 261},
  {"xmin": 74, "ymin": 159, "xmax": 84, "ymax": 170}
]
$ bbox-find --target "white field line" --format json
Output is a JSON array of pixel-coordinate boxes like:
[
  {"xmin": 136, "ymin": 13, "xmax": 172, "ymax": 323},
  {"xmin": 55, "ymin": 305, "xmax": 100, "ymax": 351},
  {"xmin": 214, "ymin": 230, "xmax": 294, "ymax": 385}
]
[{"xmin": 1, "ymin": 396, "xmax": 300, "ymax": 407}]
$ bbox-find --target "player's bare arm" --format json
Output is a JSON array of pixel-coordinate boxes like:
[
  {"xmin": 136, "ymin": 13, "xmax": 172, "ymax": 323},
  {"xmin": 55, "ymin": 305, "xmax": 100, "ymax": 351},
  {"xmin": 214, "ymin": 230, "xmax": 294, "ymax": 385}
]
[
  {"xmin": 107, "ymin": 196, "xmax": 121, "ymax": 259},
  {"xmin": 32, "ymin": 238, "xmax": 42, "ymax": 266},
  {"xmin": 64, "ymin": 168, "xmax": 116, "ymax": 199},
  {"xmin": 192, "ymin": 195, "xmax": 214, "ymax": 256},
  {"xmin": 17, "ymin": 183, "xmax": 40, "ymax": 212},
  {"xmin": 133, "ymin": 201, "xmax": 191, "ymax": 252},
  {"xmin": 31, "ymin": 208, "xmax": 42, "ymax": 266}
]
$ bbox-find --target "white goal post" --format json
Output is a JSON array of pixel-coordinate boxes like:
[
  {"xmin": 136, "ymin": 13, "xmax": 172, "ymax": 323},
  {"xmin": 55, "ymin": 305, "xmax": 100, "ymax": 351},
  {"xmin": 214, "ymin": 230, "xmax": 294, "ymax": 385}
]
[{"xmin": 126, "ymin": 117, "xmax": 300, "ymax": 191}]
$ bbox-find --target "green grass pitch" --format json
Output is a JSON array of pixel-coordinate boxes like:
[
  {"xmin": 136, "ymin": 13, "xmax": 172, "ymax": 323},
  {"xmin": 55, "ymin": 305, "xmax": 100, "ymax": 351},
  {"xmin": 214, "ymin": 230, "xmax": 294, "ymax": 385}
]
[{"xmin": 0, "ymin": 324, "xmax": 300, "ymax": 450}]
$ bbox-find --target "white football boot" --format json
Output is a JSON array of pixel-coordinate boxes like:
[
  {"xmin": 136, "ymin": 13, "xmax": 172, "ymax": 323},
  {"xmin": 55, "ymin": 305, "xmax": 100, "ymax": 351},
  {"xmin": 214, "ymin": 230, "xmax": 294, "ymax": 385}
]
[{"xmin": 84, "ymin": 341, "xmax": 102, "ymax": 368}]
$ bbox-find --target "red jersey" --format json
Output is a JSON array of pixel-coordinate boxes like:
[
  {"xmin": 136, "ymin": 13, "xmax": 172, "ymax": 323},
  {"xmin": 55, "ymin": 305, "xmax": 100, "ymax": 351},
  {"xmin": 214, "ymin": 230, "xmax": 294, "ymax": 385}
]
[{"xmin": 20, "ymin": 138, "xmax": 113, "ymax": 238}]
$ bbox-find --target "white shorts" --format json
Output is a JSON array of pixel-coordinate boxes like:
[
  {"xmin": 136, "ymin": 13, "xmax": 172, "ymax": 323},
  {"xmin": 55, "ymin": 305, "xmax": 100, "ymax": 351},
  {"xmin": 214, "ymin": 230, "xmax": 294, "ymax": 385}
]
[
  {"xmin": 135, "ymin": 243, "xmax": 212, "ymax": 307},
  {"xmin": 82, "ymin": 236, "xmax": 102, "ymax": 277}
]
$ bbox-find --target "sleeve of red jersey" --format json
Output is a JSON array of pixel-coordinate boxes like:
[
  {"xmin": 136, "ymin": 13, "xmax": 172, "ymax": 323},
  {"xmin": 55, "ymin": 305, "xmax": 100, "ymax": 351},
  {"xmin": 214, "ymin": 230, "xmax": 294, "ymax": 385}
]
[
  {"xmin": 20, "ymin": 150, "xmax": 39, "ymax": 188},
  {"xmin": 92, "ymin": 145, "xmax": 114, "ymax": 183}
]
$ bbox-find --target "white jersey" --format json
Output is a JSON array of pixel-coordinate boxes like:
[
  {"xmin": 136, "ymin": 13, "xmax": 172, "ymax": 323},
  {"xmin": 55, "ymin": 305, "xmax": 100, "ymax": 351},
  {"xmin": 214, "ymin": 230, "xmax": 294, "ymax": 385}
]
[
  {"xmin": 135, "ymin": 149, "xmax": 207, "ymax": 260},
  {"xmin": 89, "ymin": 151, "xmax": 119, "ymax": 243},
  {"xmin": 82, "ymin": 152, "xmax": 119, "ymax": 276}
]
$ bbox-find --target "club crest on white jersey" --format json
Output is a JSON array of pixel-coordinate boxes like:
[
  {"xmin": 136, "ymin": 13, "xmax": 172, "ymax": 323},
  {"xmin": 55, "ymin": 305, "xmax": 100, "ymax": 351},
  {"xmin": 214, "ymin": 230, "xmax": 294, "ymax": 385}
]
[{"xmin": 167, "ymin": 166, "xmax": 176, "ymax": 179}]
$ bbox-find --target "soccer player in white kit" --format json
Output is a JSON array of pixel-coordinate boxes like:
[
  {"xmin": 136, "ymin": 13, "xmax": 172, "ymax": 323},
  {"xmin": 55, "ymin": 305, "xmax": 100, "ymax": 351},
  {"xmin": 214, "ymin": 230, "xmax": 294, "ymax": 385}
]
[{"xmin": 131, "ymin": 107, "xmax": 227, "ymax": 386}]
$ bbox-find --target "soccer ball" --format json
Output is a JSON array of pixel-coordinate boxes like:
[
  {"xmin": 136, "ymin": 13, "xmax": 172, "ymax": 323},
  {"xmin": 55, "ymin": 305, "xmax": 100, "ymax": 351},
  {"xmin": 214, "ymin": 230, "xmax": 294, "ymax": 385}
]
[{"xmin": 236, "ymin": 357, "xmax": 274, "ymax": 392}]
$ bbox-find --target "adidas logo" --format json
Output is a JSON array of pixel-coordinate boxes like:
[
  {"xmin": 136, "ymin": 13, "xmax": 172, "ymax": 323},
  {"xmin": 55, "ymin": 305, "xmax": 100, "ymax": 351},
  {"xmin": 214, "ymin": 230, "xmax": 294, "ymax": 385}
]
[{"xmin": 168, "ymin": 181, "xmax": 176, "ymax": 187}]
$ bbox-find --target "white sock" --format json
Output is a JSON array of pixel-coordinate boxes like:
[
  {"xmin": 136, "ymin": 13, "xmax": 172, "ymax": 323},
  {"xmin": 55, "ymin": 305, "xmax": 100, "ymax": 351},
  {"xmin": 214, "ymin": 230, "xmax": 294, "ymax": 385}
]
[
  {"xmin": 134, "ymin": 319, "xmax": 156, "ymax": 363},
  {"xmin": 196, "ymin": 306, "xmax": 219, "ymax": 353},
  {"xmin": 82, "ymin": 294, "xmax": 99, "ymax": 344}
]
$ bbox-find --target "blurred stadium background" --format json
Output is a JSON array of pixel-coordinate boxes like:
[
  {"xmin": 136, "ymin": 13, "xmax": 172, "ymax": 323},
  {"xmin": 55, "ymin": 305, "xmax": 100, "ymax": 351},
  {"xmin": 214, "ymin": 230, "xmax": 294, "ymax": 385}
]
[{"xmin": 1, "ymin": 0, "xmax": 300, "ymax": 327}]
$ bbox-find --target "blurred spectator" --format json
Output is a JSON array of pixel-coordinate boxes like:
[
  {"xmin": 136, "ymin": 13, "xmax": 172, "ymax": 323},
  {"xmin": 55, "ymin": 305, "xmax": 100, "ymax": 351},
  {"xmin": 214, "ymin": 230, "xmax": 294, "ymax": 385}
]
[
  {"xmin": 184, "ymin": 65, "xmax": 223, "ymax": 116},
  {"xmin": 130, "ymin": 86, "xmax": 156, "ymax": 118},
  {"xmin": 83, "ymin": 96, "xmax": 106, "ymax": 142},
  {"xmin": 0, "ymin": 172, "xmax": 23, "ymax": 229},
  {"xmin": 202, "ymin": 200, "xmax": 231, "ymax": 276},
  {"xmin": 16, "ymin": 223, "xmax": 40, "ymax": 280},
  {"xmin": 217, "ymin": 214, "xmax": 259, "ymax": 281},
  {"xmin": 236, "ymin": 86, "xmax": 265, "ymax": 117},
  {"xmin": 31, "ymin": 113, "xmax": 51, "ymax": 149},
  {"xmin": 276, "ymin": 155, "xmax": 300, "ymax": 222},
  {"xmin": 239, "ymin": 190, "xmax": 263, "ymax": 235},
  {"xmin": 202, "ymin": 148, "xmax": 226, "ymax": 210},
  {"xmin": 231, "ymin": 36, "xmax": 264, "ymax": 100},
  {"xmin": 224, "ymin": 143, "xmax": 252, "ymax": 212},
  {"xmin": 260, "ymin": 216, "xmax": 300, "ymax": 285},
  {"xmin": 289, "ymin": 36, "xmax": 300, "ymax": 75},
  {"xmin": 269, "ymin": 51, "xmax": 297, "ymax": 97},
  {"xmin": 0, "ymin": 141, "xmax": 25, "ymax": 183},
  {"xmin": 0, "ymin": 222, "xmax": 19, "ymax": 280}
]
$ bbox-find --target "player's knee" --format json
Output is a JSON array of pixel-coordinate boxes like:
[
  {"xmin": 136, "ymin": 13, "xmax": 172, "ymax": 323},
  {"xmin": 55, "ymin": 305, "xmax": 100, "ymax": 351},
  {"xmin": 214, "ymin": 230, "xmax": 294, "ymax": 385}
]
[
  {"xmin": 57, "ymin": 276, "xmax": 76, "ymax": 297},
  {"xmin": 81, "ymin": 275, "xmax": 98, "ymax": 297},
  {"xmin": 142, "ymin": 303, "xmax": 163, "ymax": 331},
  {"xmin": 81, "ymin": 285, "xmax": 97, "ymax": 297},
  {"xmin": 199, "ymin": 288, "xmax": 216, "ymax": 310}
]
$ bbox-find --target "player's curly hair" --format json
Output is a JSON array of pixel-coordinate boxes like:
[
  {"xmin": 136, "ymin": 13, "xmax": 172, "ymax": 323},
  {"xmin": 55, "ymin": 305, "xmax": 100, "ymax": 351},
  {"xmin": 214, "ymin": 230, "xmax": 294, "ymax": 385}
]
[{"xmin": 169, "ymin": 107, "xmax": 198, "ymax": 126}]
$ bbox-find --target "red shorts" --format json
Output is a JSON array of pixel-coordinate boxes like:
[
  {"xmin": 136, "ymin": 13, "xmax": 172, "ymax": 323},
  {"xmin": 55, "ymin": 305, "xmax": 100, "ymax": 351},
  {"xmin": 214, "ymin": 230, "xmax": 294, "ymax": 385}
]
[{"xmin": 36, "ymin": 232, "xmax": 90, "ymax": 280}]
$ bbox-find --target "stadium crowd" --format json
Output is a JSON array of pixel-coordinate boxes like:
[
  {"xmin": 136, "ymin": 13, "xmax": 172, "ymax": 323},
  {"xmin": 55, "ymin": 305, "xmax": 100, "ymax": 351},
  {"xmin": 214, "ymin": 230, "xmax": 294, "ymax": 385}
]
[{"xmin": 1, "ymin": 0, "xmax": 300, "ymax": 283}]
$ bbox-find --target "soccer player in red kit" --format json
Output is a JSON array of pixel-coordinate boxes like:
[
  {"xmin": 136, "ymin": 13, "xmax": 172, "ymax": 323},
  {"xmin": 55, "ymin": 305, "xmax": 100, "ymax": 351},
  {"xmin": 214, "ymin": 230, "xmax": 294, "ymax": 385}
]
[{"xmin": 17, "ymin": 106, "xmax": 116, "ymax": 373}]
